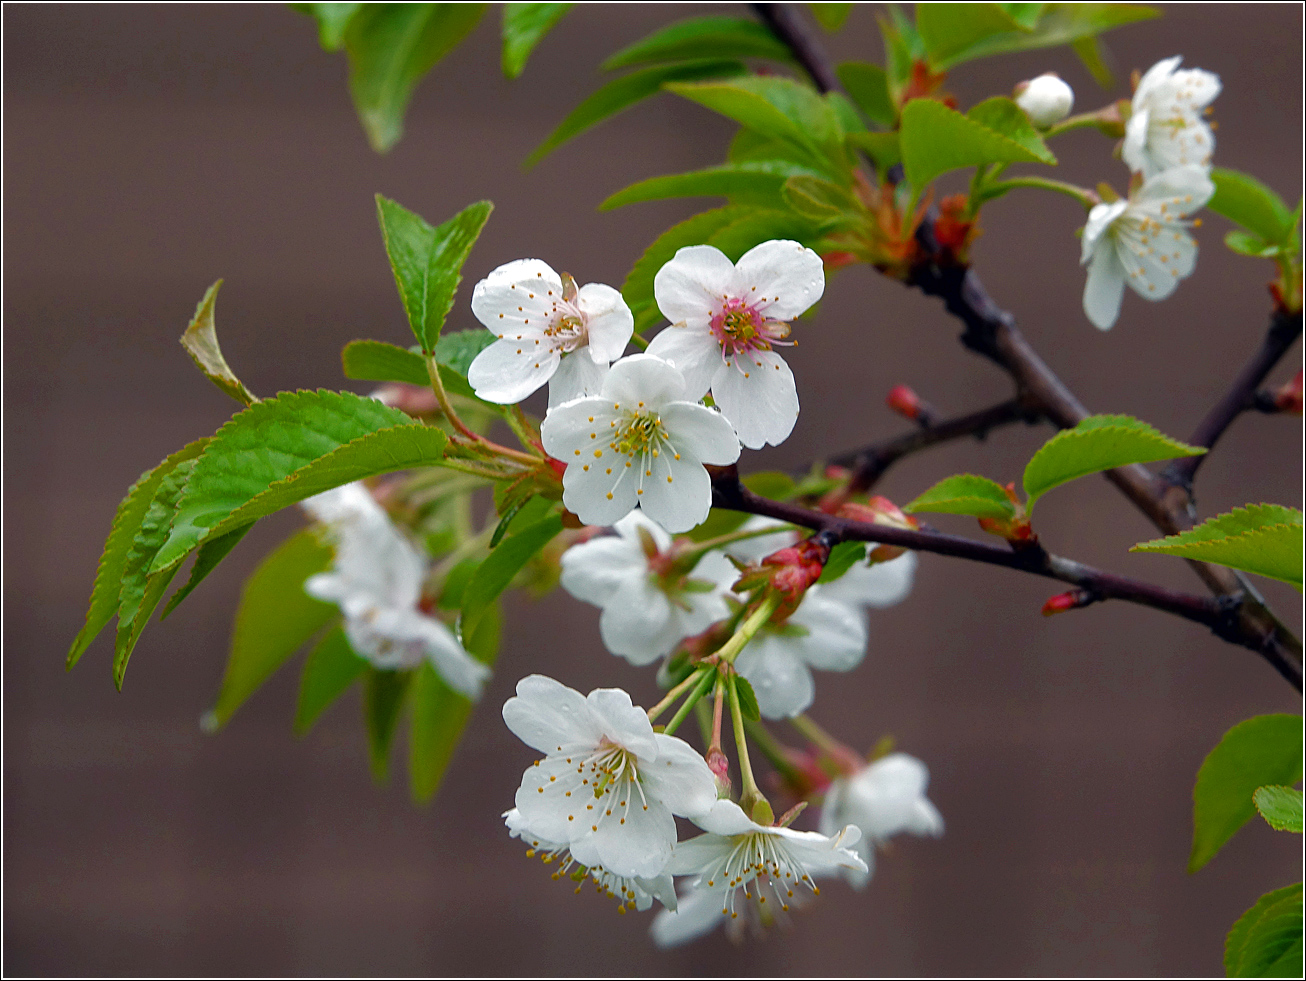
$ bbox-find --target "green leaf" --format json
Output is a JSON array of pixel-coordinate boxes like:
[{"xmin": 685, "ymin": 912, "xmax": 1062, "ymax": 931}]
[
  {"xmin": 375, "ymin": 196, "xmax": 494, "ymax": 353},
  {"xmin": 917, "ymin": 2, "xmax": 1031, "ymax": 68},
  {"xmin": 159, "ymin": 523, "xmax": 253, "ymax": 619},
  {"xmin": 1253, "ymin": 786, "xmax": 1304, "ymax": 833},
  {"xmin": 344, "ymin": 3, "xmax": 488, "ymax": 152},
  {"xmin": 601, "ymin": 161, "xmax": 820, "ymax": 211},
  {"xmin": 604, "ymin": 15, "xmax": 793, "ymax": 70},
  {"xmin": 292, "ymin": 2, "xmax": 364, "ymax": 51},
  {"xmin": 460, "ymin": 514, "xmax": 564, "ymax": 642},
  {"xmin": 342, "ymin": 338, "xmax": 430, "ymax": 386},
  {"xmin": 529, "ymin": 59, "xmax": 744, "ymax": 164},
  {"xmin": 205, "ymin": 531, "xmax": 337, "ymax": 729},
  {"xmin": 743, "ymin": 470, "xmax": 799, "ymax": 501},
  {"xmin": 816, "ymin": 541, "xmax": 868, "ymax": 583},
  {"xmin": 966, "ymin": 96, "xmax": 1056, "ymax": 164},
  {"xmin": 409, "ymin": 600, "xmax": 501, "ymax": 801},
  {"xmin": 152, "ymin": 390, "xmax": 442, "ymax": 572},
  {"xmin": 1189, "ymin": 714, "xmax": 1304, "ymax": 872},
  {"xmin": 1071, "ymin": 33, "xmax": 1113, "ymax": 87},
  {"xmin": 904, "ymin": 474, "xmax": 1018, "ymax": 520},
  {"xmin": 364, "ymin": 667, "xmax": 412, "ymax": 780},
  {"xmin": 295, "ymin": 626, "xmax": 368, "ymax": 735},
  {"xmin": 781, "ymin": 175, "xmax": 862, "ymax": 225},
  {"xmin": 67, "ymin": 438, "xmax": 209, "ymax": 669},
  {"xmin": 434, "ymin": 329, "xmax": 496, "ymax": 377},
  {"xmin": 1209, "ymin": 168, "xmax": 1296, "ymax": 245},
  {"xmin": 733, "ymin": 673, "xmax": 760, "ymax": 722},
  {"xmin": 900, "ymin": 97, "xmax": 1050, "ymax": 194},
  {"xmin": 501, "ymin": 3, "xmax": 572, "ymax": 78},
  {"xmin": 705, "ymin": 208, "xmax": 821, "ymax": 263},
  {"xmin": 836, "ymin": 61, "xmax": 896, "ymax": 127},
  {"xmin": 846, "ymin": 131, "xmax": 902, "ymax": 170},
  {"xmin": 1022, "ymin": 414, "xmax": 1204, "ymax": 512},
  {"xmin": 810, "ymin": 3, "xmax": 855, "ymax": 32},
  {"xmin": 178, "ymin": 281, "xmax": 257, "ymax": 406},
  {"xmin": 1132, "ymin": 505, "xmax": 1304, "ymax": 590},
  {"xmin": 1226, "ymin": 883, "xmax": 1304, "ymax": 978},
  {"xmin": 1225, "ymin": 231, "xmax": 1283, "ymax": 259}
]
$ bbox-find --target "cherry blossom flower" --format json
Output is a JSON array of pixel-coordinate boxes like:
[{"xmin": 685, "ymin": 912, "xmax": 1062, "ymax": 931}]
[
  {"xmin": 504, "ymin": 808, "xmax": 677, "ymax": 913},
  {"xmin": 1015, "ymin": 72, "xmax": 1074, "ymax": 128},
  {"xmin": 817, "ymin": 753, "xmax": 944, "ymax": 889},
  {"xmin": 559, "ymin": 511, "xmax": 739, "ymax": 665},
  {"xmin": 1080, "ymin": 164, "xmax": 1215, "ymax": 330},
  {"xmin": 502, "ymin": 675, "xmax": 718, "ymax": 880},
  {"xmin": 540, "ymin": 354, "xmax": 740, "ymax": 533},
  {"xmin": 645, "ymin": 240, "xmax": 824, "ymax": 449},
  {"xmin": 1122, "ymin": 56, "xmax": 1220, "ymax": 179},
  {"xmin": 301, "ymin": 483, "xmax": 490, "ymax": 698},
  {"xmin": 467, "ymin": 259, "xmax": 633, "ymax": 407}
]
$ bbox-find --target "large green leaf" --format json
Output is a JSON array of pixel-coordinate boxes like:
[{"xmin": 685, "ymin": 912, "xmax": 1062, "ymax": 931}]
[
  {"xmin": 365, "ymin": 667, "xmax": 413, "ymax": 780},
  {"xmin": 1209, "ymin": 168, "xmax": 1297, "ymax": 246},
  {"xmin": 292, "ymin": 3, "xmax": 364, "ymax": 51},
  {"xmin": 603, "ymin": 15, "xmax": 794, "ymax": 70},
  {"xmin": 435, "ymin": 329, "xmax": 497, "ymax": 377},
  {"xmin": 836, "ymin": 61, "xmax": 896, "ymax": 127},
  {"xmin": 1254, "ymin": 786, "xmax": 1304, "ymax": 833},
  {"xmin": 409, "ymin": 600, "xmax": 501, "ymax": 802},
  {"xmin": 1189, "ymin": 714, "xmax": 1303, "ymax": 872},
  {"xmin": 501, "ymin": 3, "xmax": 572, "ymax": 78},
  {"xmin": 899, "ymin": 97, "xmax": 1050, "ymax": 194},
  {"xmin": 205, "ymin": 531, "xmax": 337, "ymax": 729},
  {"xmin": 1132, "ymin": 505, "xmax": 1304, "ymax": 590},
  {"xmin": 846, "ymin": 131, "xmax": 902, "ymax": 171},
  {"xmin": 904, "ymin": 474, "xmax": 1018, "ymax": 520},
  {"xmin": 295, "ymin": 626, "xmax": 368, "ymax": 734},
  {"xmin": 178, "ymin": 281, "xmax": 257, "ymax": 407},
  {"xmin": 1226, "ymin": 883, "xmax": 1304, "ymax": 978},
  {"xmin": 341, "ymin": 339, "xmax": 430, "ymax": 386},
  {"xmin": 966, "ymin": 96, "xmax": 1056, "ymax": 164},
  {"xmin": 376, "ymin": 196, "xmax": 493, "ymax": 354},
  {"xmin": 159, "ymin": 523, "xmax": 253, "ymax": 618},
  {"xmin": 601, "ymin": 161, "xmax": 819, "ymax": 211},
  {"xmin": 1022, "ymin": 414, "xmax": 1204, "ymax": 512},
  {"xmin": 344, "ymin": 3, "xmax": 488, "ymax": 152},
  {"xmin": 459, "ymin": 513, "xmax": 563, "ymax": 642},
  {"xmin": 917, "ymin": 3, "xmax": 1031, "ymax": 68},
  {"xmin": 67, "ymin": 438, "xmax": 209, "ymax": 669},
  {"xmin": 528, "ymin": 59, "xmax": 744, "ymax": 164},
  {"xmin": 704, "ymin": 208, "xmax": 821, "ymax": 262},
  {"xmin": 152, "ymin": 390, "xmax": 439, "ymax": 572}
]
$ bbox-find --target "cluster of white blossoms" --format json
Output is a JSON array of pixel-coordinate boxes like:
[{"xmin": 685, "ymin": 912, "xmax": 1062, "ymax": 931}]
[{"xmin": 1080, "ymin": 56, "xmax": 1220, "ymax": 330}]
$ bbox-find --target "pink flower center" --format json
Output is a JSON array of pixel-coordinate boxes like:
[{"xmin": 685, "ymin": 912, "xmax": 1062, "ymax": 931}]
[
  {"xmin": 709, "ymin": 298, "xmax": 790, "ymax": 359},
  {"xmin": 542, "ymin": 303, "xmax": 588, "ymax": 354}
]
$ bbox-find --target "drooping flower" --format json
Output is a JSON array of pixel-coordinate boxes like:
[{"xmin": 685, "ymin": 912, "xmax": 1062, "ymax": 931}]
[
  {"xmin": 502, "ymin": 675, "xmax": 718, "ymax": 880},
  {"xmin": 1122, "ymin": 56, "xmax": 1220, "ymax": 179},
  {"xmin": 539, "ymin": 354, "xmax": 740, "ymax": 533},
  {"xmin": 301, "ymin": 483, "xmax": 490, "ymax": 698},
  {"xmin": 1015, "ymin": 72, "xmax": 1074, "ymax": 128},
  {"xmin": 467, "ymin": 259, "xmax": 634, "ymax": 407},
  {"xmin": 559, "ymin": 511, "xmax": 739, "ymax": 665},
  {"xmin": 646, "ymin": 240, "xmax": 825, "ymax": 449},
  {"xmin": 504, "ymin": 808, "xmax": 678, "ymax": 913},
  {"xmin": 1080, "ymin": 164, "xmax": 1215, "ymax": 330},
  {"xmin": 817, "ymin": 753, "xmax": 944, "ymax": 889}
]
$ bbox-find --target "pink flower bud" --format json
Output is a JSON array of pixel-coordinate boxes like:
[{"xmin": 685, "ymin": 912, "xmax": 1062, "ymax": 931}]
[
  {"xmin": 886, "ymin": 384, "xmax": 923, "ymax": 420},
  {"xmin": 1275, "ymin": 370, "xmax": 1303, "ymax": 415},
  {"xmin": 1042, "ymin": 590, "xmax": 1090, "ymax": 616}
]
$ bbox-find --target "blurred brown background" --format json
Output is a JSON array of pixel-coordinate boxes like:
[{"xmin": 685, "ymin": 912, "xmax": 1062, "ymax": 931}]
[{"xmin": 4, "ymin": 3, "xmax": 1302, "ymax": 976}]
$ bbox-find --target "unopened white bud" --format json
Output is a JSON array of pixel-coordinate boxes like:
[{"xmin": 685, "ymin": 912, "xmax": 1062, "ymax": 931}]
[{"xmin": 1014, "ymin": 73, "xmax": 1074, "ymax": 128}]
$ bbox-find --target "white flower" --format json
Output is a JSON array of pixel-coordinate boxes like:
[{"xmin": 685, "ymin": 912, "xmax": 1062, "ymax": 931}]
[
  {"xmin": 502, "ymin": 675, "xmax": 718, "ymax": 879},
  {"xmin": 467, "ymin": 259, "xmax": 634, "ymax": 407},
  {"xmin": 646, "ymin": 240, "xmax": 825, "ymax": 449},
  {"xmin": 1015, "ymin": 72, "xmax": 1074, "ymax": 128},
  {"xmin": 817, "ymin": 753, "xmax": 944, "ymax": 890},
  {"xmin": 1080, "ymin": 164, "xmax": 1215, "ymax": 330},
  {"xmin": 504, "ymin": 808, "xmax": 677, "ymax": 913},
  {"xmin": 559, "ymin": 511, "xmax": 738, "ymax": 665},
  {"xmin": 821, "ymin": 551, "xmax": 918, "ymax": 610},
  {"xmin": 540, "ymin": 354, "xmax": 740, "ymax": 533},
  {"xmin": 301, "ymin": 483, "xmax": 490, "ymax": 698},
  {"xmin": 1122, "ymin": 56, "xmax": 1220, "ymax": 179}
]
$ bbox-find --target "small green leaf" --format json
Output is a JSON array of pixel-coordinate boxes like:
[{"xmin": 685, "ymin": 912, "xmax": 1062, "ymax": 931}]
[
  {"xmin": 376, "ymin": 196, "xmax": 493, "ymax": 353},
  {"xmin": 601, "ymin": 161, "xmax": 819, "ymax": 211},
  {"xmin": 364, "ymin": 667, "xmax": 413, "ymax": 781},
  {"xmin": 1071, "ymin": 34, "xmax": 1113, "ymax": 87},
  {"xmin": 1253, "ymin": 786, "xmax": 1304, "ymax": 833},
  {"xmin": 846, "ymin": 131, "xmax": 902, "ymax": 170},
  {"xmin": 344, "ymin": 3, "xmax": 488, "ymax": 152},
  {"xmin": 1189, "ymin": 714, "xmax": 1303, "ymax": 872},
  {"xmin": 291, "ymin": 2, "xmax": 364, "ymax": 51},
  {"xmin": 342, "ymin": 339, "xmax": 430, "ymax": 386},
  {"xmin": 1209, "ymin": 168, "xmax": 1295, "ymax": 245},
  {"xmin": 67, "ymin": 438, "xmax": 209, "ymax": 669},
  {"xmin": 603, "ymin": 15, "xmax": 793, "ymax": 70},
  {"xmin": 501, "ymin": 3, "xmax": 572, "ymax": 78},
  {"xmin": 733, "ymin": 674, "xmax": 760, "ymax": 722},
  {"xmin": 705, "ymin": 208, "xmax": 821, "ymax": 263},
  {"xmin": 178, "ymin": 281, "xmax": 257, "ymax": 407},
  {"xmin": 816, "ymin": 541, "xmax": 868, "ymax": 583},
  {"xmin": 917, "ymin": 2, "xmax": 1031, "ymax": 69},
  {"xmin": 159, "ymin": 523, "xmax": 253, "ymax": 619},
  {"xmin": 460, "ymin": 514, "xmax": 563, "ymax": 642},
  {"xmin": 1225, "ymin": 883, "xmax": 1304, "ymax": 978},
  {"xmin": 434, "ymin": 329, "xmax": 496, "ymax": 378},
  {"xmin": 904, "ymin": 474, "xmax": 1017, "ymax": 520},
  {"xmin": 966, "ymin": 96, "xmax": 1056, "ymax": 164},
  {"xmin": 743, "ymin": 470, "xmax": 799, "ymax": 502},
  {"xmin": 900, "ymin": 98, "xmax": 1050, "ymax": 194},
  {"xmin": 1022, "ymin": 414, "xmax": 1204, "ymax": 512},
  {"xmin": 295, "ymin": 626, "xmax": 368, "ymax": 735},
  {"xmin": 781, "ymin": 175, "xmax": 862, "ymax": 225},
  {"xmin": 809, "ymin": 3, "xmax": 854, "ymax": 33},
  {"xmin": 206, "ymin": 531, "xmax": 337, "ymax": 729},
  {"xmin": 836, "ymin": 61, "xmax": 896, "ymax": 127},
  {"xmin": 1225, "ymin": 231, "xmax": 1283, "ymax": 259},
  {"xmin": 529, "ymin": 59, "xmax": 744, "ymax": 164},
  {"xmin": 1132, "ymin": 505, "xmax": 1304, "ymax": 590}
]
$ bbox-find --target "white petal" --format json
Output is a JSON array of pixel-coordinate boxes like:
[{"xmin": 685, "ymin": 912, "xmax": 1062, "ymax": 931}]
[
  {"xmin": 653, "ymin": 245, "xmax": 736, "ymax": 326},
  {"xmin": 514, "ymin": 753, "xmax": 591, "ymax": 843},
  {"xmin": 908, "ymin": 798, "xmax": 946, "ymax": 837},
  {"xmin": 1133, "ymin": 164, "xmax": 1214, "ymax": 213},
  {"xmin": 1083, "ymin": 239, "xmax": 1127, "ymax": 330},
  {"xmin": 650, "ymin": 885, "xmax": 725, "ymax": 947},
  {"xmin": 1133, "ymin": 55, "xmax": 1182, "ymax": 106},
  {"xmin": 658, "ymin": 402, "xmax": 741, "ymax": 465},
  {"xmin": 547, "ymin": 350, "xmax": 608, "ymax": 409},
  {"xmin": 643, "ymin": 734, "xmax": 720, "ymax": 819},
  {"xmin": 561, "ymin": 445, "xmax": 641, "ymax": 528},
  {"xmin": 586, "ymin": 687, "xmax": 659, "ymax": 759},
  {"xmin": 686, "ymin": 798, "xmax": 758, "ymax": 837},
  {"xmin": 634, "ymin": 446, "xmax": 712, "ymax": 534},
  {"xmin": 733, "ymin": 239, "xmax": 825, "ymax": 321},
  {"xmin": 540, "ymin": 396, "xmax": 618, "ymax": 459},
  {"xmin": 577, "ymin": 789, "xmax": 677, "ymax": 879},
  {"xmin": 734, "ymin": 635, "xmax": 815, "ymax": 719},
  {"xmin": 575, "ymin": 283, "xmax": 634, "ymax": 363},
  {"xmin": 559, "ymin": 535, "xmax": 643, "ymax": 607},
  {"xmin": 1121, "ymin": 107, "xmax": 1150, "ymax": 174},
  {"xmin": 824, "ymin": 552, "xmax": 917, "ymax": 608},
  {"xmin": 601, "ymin": 353, "xmax": 687, "ymax": 409},
  {"xmin": 711, "ymin": 349, "xmax": 799, "ymax": 450},
  {"xmin": 725, "ymin": 517, "xmax": 796, "ymax": 564},
  {"xmin": 599, "ymin": 577, "xmax": 679, "ymax": 665},
  {"xmin": 644, "ymin": 324, "xmax": 724, "ymax": 401},
  {"xmin": 502, "ymin": 674, "xmax": 602, "ymax": 754},
  {"xmin": 787, "ymin": 590, "xmax": 868, "ymax": 671},
  {"xmin": 471, "ymin": 258, "xmax": 562, "ymax": 334},
  {"xmin": 468, "ymin": 336, "xmax": 557, "ymax": 404},
  {"xmin": 613, "ymin": 510, "xmax": 673, "ymax": 552},
  {"xmin": 1081, "ymin": 201, "xmax": 1128, "ymax": 263},
  {"xmin": 408, "ymin": 614, "xmax": 491, "ymax": 698}
]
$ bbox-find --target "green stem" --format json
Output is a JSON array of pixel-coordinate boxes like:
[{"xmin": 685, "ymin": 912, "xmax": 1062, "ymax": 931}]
[
  {"xmin": 789, "ymin": 713, "xmax": 844, "ymax": 755},
  {"xmin": 714, "ymin": 593, "xmax": 782, "ymax": 666},
  {"xmin": 743, "ymin": 718, "xmax": 803, "ymax": 783},
  {"xmin": 647, "ymin": 667, "xmax": 708, "ymax": 723},
  {"xmin": 628, "ymin": 333, "xmax": 650, "ymax": 351},
  {"xmin": 1042, "ymin": 109, "xmax": 1120, "ymax": 140},
  {"xmin": 675, "ymin": 522, "xmax": 794, "ymax": 567},
  {"xmin": 661, "ymin": 667, "xmax": 716, "ymax": 737},
  {"xmin": 981, "ymin": 176, "xmax": 1099, "ymax": 210},
  {"xmin": 425, "ymin": 353, "xmax": 542, "ymax": 467},
  {"xmin": 729, "ymin": 673, "xmax": 770, "ymax": 821}
]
